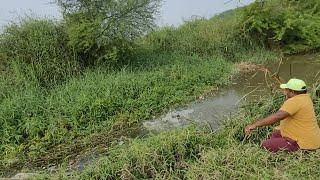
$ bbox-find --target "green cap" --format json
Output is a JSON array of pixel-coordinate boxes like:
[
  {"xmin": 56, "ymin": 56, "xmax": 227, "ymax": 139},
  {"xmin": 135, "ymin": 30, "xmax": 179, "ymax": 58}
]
[{"xmin": 280, "ymin": 78, "xmax": 307, "ymax": 91}]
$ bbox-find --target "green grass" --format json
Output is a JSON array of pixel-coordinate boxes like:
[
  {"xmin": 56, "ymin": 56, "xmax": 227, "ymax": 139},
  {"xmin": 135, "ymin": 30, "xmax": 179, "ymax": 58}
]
[
  {"xmin": 31, "ymin": 93, "xmax": 320, "ymax": 179},
  {"xmin": 0, "ymin": 53, "xmax": 236, "ymax": 174},
  {"xmin": 0, "ymin": 18, "xmax": 79, "ymax": 87},
  {"xmin": 0, "ymin": 47, "xmax": 277, "ymax": 177},
  {"xmin": 141, "ymin": 9, "xmax": 270, "ymax": 62}
]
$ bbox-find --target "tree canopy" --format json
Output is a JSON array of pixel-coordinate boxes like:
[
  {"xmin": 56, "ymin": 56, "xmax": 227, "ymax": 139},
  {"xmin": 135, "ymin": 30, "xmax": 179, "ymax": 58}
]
[{"xmin": 57, "ymin": 0, "xmax": 161, "ymax": 65}]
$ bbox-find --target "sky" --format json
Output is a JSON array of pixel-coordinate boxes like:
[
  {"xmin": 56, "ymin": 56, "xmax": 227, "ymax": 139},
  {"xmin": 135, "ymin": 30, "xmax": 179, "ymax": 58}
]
[
  {"xmin": 158, "ymin": 0, "xmax": 254, "ymax": 26},
  {"xmin": 0, "ymin": 0, "xmax": 255, "ymax": 29},
  {"xmin": 0, "ymin": 0, "xmax": 60, "ymax": 27}
]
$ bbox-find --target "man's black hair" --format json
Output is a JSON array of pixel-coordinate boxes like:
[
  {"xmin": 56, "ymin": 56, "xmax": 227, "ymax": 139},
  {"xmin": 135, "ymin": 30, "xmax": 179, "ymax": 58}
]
[
  {"xmin": 289, "ymin": 87, "xmax": 307, "ymax": 94},
  {"xmin": 295, "ymin": 90, "xmax": 307, "ymax": 94}
]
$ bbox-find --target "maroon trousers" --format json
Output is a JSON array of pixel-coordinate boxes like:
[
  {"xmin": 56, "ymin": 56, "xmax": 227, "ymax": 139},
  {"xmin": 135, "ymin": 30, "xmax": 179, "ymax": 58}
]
[{"xmin": 261, "ymin": 131, "xmax": 299, "ymax": 153}]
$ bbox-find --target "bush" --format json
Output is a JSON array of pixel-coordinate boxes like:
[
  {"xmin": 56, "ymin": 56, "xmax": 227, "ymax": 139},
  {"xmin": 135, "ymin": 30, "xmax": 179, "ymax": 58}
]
[
  {"xmin": 0, "ymin": 17, "xmax": 79, "ymax": 87},
  {"xmin": 242, "ymin": 0, "xmax": 320, "ymax": 54},
  {"xmin": 57, "ymin": 0, "xmax": 161, "ymax": 66}
]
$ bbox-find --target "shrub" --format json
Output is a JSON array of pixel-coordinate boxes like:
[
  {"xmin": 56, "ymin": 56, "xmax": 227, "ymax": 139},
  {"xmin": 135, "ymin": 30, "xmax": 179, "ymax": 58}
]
[
  {"xmin": 0, "ymin": 17, "xmax": 79, "ymax": 87},
  {"xmin": 242, "ymin": 0, "xmax": 320, "ymax": 54},
  {"xmin": 57, "ymin": 0, "xmax": 161, "ymax": 66}
]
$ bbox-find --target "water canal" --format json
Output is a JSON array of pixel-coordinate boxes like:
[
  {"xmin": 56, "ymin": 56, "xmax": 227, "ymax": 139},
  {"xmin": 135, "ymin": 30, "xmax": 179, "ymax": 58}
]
[{"xmin": 143, "ymin": 53, "xmax": 320, "ymax": 132}]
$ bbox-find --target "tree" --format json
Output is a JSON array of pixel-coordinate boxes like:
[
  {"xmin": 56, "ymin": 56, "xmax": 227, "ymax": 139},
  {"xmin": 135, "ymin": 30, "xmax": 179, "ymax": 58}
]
[{"xmin": 56, "ymin": 0, "xmax": 161, "ymax": 66}]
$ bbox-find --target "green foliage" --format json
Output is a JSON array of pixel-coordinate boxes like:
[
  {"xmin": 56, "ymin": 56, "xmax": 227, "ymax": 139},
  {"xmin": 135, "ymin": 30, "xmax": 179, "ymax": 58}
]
[
  {"xmin": 79, "ymin": 127, "xmax": 215, "ymax": 179},
  {"xmin": 43, "ymin": 93, "xmax": 320, "ymax": 179},
  {"xmin": 242, "ymin": 0, "xmax": 320, "ymax": 54},
  {"xmin": 141, "ymin": 9, "xmax": 268, "ymax": 62},
  {"xmin": 186, "ymin": 145, "xmax": 320, "ymax": 179},
  {"xmin": 0, "ymin": 18, "xmax": 79, "ymax": 87},
  {"xmin": 0, "ymin": 53, "xmax": 233, "ymax": 173},
  {"xmin": 57, "ymin": 0, "xmax": 161, "ymax": 66}
]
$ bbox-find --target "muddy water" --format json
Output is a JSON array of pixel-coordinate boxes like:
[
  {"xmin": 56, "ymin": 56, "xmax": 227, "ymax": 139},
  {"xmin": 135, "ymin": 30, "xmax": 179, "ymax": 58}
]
[{"xmin": 143, "ymin": 54, "xmax": 320, "ymax": 132}]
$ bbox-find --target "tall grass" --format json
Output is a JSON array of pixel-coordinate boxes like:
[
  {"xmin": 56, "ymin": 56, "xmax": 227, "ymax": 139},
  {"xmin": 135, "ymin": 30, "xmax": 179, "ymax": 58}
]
[
  {"xmin": 35, "ymin": 93, "xmax": 320, "ymax": 179},
  {"xmin": 0, "ymin": 53, "xmax": 234, "ymax": 174},
  {"xmin": 0, "ymin": 17, "xmax": 79, "ymax": 88},
  {"xmin": 141, "ymin": 9, "xmax": 275, "ymax": 63}
]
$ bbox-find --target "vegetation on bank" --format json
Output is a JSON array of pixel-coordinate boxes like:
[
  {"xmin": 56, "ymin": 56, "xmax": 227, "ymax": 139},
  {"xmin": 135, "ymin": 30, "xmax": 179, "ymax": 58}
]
[
  {"xmin": 0, "ymin": 0, "xmax": 319, "ymax": 178},
  {"xmin": 242, "ymin": 0, "xmax": 320, "ymax": 54},
  {"xmin": 0, "ymin": 52, "xmax": 235, "ymax": 173},
  {"xmin": 34, "ymin": 94, "xmax": 320, "ymax": 179}
]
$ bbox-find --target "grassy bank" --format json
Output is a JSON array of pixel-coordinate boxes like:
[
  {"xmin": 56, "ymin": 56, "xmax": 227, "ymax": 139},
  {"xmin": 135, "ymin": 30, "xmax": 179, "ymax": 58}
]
[
  {"xmin": 34, "ymin": 93, "xmax": 320, "ymax": 179},
  {"xmin": 0, "ymin": 53, "xmax": 233, "ymax": 172},
  {"xmin": 2, "ymin": 51, "xmax": 277, "ymax": 175}
]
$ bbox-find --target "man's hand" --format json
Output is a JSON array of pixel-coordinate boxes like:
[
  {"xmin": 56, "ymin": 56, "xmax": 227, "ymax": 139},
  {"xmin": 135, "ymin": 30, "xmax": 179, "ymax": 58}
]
[
  {"xmin": 244, "ymin": 110, "xmax": 289, "ymax": 136},
  {"xmin": 244, "ymin": 124, "xmax": 256, "ymax": 135}
]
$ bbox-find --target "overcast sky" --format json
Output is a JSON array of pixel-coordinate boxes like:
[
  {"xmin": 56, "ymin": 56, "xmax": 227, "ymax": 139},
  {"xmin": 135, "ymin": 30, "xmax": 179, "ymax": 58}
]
[{"xmin": 0, "ymin": 0, "xmax": 254, "ymax": 29}]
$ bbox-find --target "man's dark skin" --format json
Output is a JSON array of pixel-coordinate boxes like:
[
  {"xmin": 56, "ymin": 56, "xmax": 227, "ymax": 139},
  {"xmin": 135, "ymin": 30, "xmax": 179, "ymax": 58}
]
[{"xmin": 244, "ymin": 89, "xmax": 303, "ymax": 135}]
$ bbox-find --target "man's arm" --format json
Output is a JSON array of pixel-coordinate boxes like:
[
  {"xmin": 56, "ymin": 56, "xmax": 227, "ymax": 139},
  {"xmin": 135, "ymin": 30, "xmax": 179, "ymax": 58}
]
[{"xmin": 245, "ymin": 110, "xmax": 290, "ymax": 135}]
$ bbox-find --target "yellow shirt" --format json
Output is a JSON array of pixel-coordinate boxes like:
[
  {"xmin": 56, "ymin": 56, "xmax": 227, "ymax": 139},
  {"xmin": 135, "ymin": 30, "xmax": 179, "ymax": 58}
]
[{"xmin": 279, "ymin": 94, "xmax": 320, "ymax": 149}]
